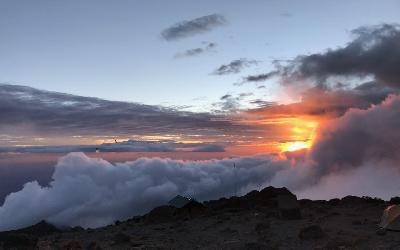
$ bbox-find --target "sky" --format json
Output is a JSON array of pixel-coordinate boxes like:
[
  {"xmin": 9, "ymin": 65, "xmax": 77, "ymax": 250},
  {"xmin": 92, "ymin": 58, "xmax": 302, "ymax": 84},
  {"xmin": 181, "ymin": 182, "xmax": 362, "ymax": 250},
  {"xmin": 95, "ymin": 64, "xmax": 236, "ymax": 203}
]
[
  {"xmin": 1, "ymin": 0, "xmax": 399, "ymax": 110},
  {"xmin": 1, "ymin": 0, "xmax": 400, "ymax": 230}
]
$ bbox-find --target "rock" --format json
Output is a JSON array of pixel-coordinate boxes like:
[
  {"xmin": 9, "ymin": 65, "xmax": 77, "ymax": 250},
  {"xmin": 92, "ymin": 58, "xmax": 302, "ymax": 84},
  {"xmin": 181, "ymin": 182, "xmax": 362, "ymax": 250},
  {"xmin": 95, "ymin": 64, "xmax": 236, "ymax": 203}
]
[
  {"xmin": 176, "ymin": 200, "xmax": 206, "ymax": 219},
  {"xmin": 376, "ymin": 228, "xmax": 386, "ymax": 236},
  {"xmin": 113, "ymin": 232, "xmax": 131, "ymax": 244},
  {"xmin": 87, "ymin": 241, "xmax": 103, "ymax": 250},
  {"xmin": 61, "ymin": 240, "xmax": 83, "ymax": 250},
  {"xmin": 1, "ymin": 233, "xmax": 37, "ymax": 249},
  {"xmin": 328, "ymin": 198, "xmax": 341, "ymax": 206},
  {"xmin": 220, "ymin": 227, "xmax": 238, "ymax": 234},
  {"xmin": 36, "ymin": 240, "xmax": 54, "ymax": 250},
  {"xmin": 254, "ymin": 222, "xmax": 270, "ymax": 232},
  {"xmin": 277, "ymin": 194, "xmax": 301, "ymax": 220},
  {"xmin": 389, "ymin": 197, "xmax": 400, "ymax": 204},
  {"xmin": 242, "ymin": 242, "xmax": 268, "ymax": 250},
  {"xmin": 144, "ymin": 205, "xmax": 176, "ymax": 224},
  {"xmin": 341, "ymin": 196, "xmax": 365, "ymax": 205},
  {"xmin": 299, "ymin": 225, "xmax": 324, "ymax": 240}
]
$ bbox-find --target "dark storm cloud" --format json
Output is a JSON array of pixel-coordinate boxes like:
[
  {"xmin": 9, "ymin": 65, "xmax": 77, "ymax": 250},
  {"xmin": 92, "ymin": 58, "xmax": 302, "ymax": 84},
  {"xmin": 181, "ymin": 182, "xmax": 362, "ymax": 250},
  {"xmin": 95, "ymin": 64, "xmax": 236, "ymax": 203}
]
[
  {"xmin": 175, "ymin": 42, "xmax": 217, "ymax": 58},
  {"xmin": 278, "ymin": 24, "xmax": 400, "ymax": 88},
  {"xmin": 245, "ymin": 24, "xmax": 400, "ymax": 118},
  {"xmin": 212, "ymin": 58, "xmax": 259, "ymax": 75},
  {"xmin": 0, "ymin": 84, "xmax": 241, "ymax": 137},
  {"xmin": 161, "ymin": 14, "xmax": 227, "ymax": 41}
]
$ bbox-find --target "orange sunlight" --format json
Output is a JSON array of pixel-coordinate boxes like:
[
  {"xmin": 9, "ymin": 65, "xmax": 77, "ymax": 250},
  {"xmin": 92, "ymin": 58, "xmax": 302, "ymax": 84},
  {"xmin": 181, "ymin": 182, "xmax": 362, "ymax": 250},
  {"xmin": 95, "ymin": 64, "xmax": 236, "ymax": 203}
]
[{"xmin": 278, "ymin": 117, "xmax": 318, "ymax": 152}]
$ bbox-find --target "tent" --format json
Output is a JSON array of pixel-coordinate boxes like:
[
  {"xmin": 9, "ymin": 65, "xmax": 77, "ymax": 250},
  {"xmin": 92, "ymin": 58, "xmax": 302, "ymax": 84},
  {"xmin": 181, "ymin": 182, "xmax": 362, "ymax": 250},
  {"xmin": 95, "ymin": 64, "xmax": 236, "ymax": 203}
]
[{"xmin": 379, "ymin": 205, "xmax": 400, "ymax": 231}]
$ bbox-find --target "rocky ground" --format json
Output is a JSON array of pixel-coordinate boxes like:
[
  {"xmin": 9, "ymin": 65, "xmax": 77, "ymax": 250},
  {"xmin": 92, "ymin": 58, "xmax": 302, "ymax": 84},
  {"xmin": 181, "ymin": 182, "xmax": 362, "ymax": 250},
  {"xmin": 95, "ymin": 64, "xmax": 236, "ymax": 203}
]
[{"xmin": 1, "ymin": 186, "xmax": 400, "ymax": 250}]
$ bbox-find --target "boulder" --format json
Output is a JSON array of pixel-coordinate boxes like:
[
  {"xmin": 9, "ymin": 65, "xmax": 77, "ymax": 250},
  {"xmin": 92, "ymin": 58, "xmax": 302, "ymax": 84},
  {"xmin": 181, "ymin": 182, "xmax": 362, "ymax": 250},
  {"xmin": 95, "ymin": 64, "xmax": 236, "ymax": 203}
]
[
  {"xmin": 389, "ymin": 197, "xmax": 400, "ymax": 205},
  {"xmin": 298, "ymin": 225, "xmax": 324, "ymax": 240},
  {"xmin": 144, "ymin": 205, "xmax": 176, "ymax": 224},
  {"xmin": 277, "ymin": 194, "xmax": 301, "ymax": 220},
  {"xmin": 113, "ymin": 232, "xmax": 131, "ymax": 245}
]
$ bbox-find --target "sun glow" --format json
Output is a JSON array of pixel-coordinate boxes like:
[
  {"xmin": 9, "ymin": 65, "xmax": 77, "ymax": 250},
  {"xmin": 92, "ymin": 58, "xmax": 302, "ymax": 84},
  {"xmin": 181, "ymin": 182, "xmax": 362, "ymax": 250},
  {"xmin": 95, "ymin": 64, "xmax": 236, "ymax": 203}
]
[
  {"xmin": 281, "ymin": 141, "xmax": 311, "ymax": 152},
  {"xmin": 279, "ymin": 117, "xmax": 318, "ymax": 152}
]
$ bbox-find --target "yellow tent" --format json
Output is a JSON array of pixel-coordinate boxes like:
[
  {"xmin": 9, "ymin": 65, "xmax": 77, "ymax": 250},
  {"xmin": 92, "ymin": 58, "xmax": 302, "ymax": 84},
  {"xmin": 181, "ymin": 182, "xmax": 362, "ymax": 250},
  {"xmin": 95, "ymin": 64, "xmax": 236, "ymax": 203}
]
[{"xmin": 379, "ymin": 205, "xmax": 400, "ymax": 231}]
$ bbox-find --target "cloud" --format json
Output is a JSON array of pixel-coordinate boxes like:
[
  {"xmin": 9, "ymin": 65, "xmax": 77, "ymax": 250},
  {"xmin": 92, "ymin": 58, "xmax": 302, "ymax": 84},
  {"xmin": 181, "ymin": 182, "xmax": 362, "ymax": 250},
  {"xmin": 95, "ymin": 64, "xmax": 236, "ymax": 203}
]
[
  {"xmin": 249, "ymin": 82, "xmax": 398, "ymax": 118},
  {"xmin": 212, "ymin": 58, "xmax": 259, "ymax": 75},
  {"xmin": 0, "ymin": 153, "xmax": 287, "ymax": 230},
  {"xmin": 244, "ymin": 24, "xmax": 400, "ymax": 123},
  {"xmin": 240, "ymin": 71, "xmax": 279, "ymax": 84},
  {"xmin": 0, "ymin": 84, "xmax": 244, "ymax": 142},
  {"xmin": 277, "ymin": 24, "xmax": 400, "ymax": 88},
  {"xmin": 174, "ymin": 42, "xmax": 217, "ymax": 58},
  {"xmin": 191, "ymin": 144, "xmax": 225, "ymax": 152},
  {"xmin": 2, "ymin": 96, "xmax": 400, "ymax": 230},
  {"xmin": 161, "ymin": 14, "xmax": 227, "ymax": 41},
  {"xmin": 213, "ymin": 92, "xmax": 254, "ymax": 113},
  {"xmin": 0, "ymin": 140, "xmax": 226, "ymax": 154},
  {"xmin": 249, "ymin": 100, "xmax": 276, "ymax": 108},
  {"xmin": 309, "ymin": 94, "xmax": 400, "ymax": 178},
  {"xmin": 220, "ymin": 94, "xmax": 232, "ymax": 100}
]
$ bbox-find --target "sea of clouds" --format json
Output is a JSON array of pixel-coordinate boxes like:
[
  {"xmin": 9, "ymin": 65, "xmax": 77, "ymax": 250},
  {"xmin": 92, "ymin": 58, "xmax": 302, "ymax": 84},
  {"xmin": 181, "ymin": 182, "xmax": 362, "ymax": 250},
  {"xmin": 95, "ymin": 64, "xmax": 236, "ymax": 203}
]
[{"xmin": 1, "ymin": 95, "xmax": 400, "ymax": 230}]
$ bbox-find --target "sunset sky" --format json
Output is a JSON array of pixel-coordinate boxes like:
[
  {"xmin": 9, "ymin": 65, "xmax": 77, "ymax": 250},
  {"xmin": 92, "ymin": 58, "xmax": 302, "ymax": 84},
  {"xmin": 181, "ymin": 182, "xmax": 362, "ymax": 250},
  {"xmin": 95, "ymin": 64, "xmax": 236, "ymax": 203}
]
[
  {"xmin": 1, "ymin": 0, "xmax": 400, "ymax": 230},
  {"xmin": 1, "ymin": 0, "xmax": 399, "ymax": 154}
]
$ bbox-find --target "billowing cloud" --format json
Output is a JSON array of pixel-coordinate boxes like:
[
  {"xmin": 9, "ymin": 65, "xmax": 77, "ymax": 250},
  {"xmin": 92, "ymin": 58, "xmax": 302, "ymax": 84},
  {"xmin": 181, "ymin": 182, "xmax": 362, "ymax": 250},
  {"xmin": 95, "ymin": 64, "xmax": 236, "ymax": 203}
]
[
  {"xmin": 161, "ymin": 14, "xmax": 227, "ymax": 41},
  {"xmin": 0, "ymin": 153, "xmax": 287, "ymax": 230},
  {"xmin": 277, "ymin": 24, "xmax": 400, "ymax": 88},
  {"xmin": 212, "ymin": 58, "xmax": 259, "ymax": 75},
  {"xmin": 309, "ymin": 94, "xmax": 400, "ymax": 177},
  {"xmin": 244, "ymin": 24, "xmax": 400, "ymax": 118},
  {"xmin": 174, "ymin": 42, "xmax": 217, "ymax": 58}
]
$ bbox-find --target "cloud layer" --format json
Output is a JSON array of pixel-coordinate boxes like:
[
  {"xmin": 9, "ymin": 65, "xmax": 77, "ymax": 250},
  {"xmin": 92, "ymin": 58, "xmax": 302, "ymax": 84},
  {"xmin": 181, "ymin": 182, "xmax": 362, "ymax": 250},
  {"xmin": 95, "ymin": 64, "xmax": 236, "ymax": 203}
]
[
  {"xmin": 161, "ymin": 14, "xmax": 226, "ymax": 41},
  {"xmin": 0, "ymin": 84, "xmax": 247, "ymax": 144},
  {"xmin": 0, "ymin": 140, "xmax": 226, "ymax": 154},
  {"xmin": 0, "ymin": 153, "xmax": 287, "ymax": 230},
  {"xmin": 2, "ymin": 95, "xmax": 400, "ymax": 230}
]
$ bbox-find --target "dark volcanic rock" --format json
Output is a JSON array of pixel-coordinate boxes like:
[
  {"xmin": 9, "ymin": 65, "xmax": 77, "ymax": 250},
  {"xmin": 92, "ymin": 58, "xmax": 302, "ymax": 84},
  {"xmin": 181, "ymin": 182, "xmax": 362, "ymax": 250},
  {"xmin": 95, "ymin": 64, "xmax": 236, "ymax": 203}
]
[
  {"xmin": 254, "ymin": 222, "xmax": 270, "ymax": 233},
  {"xmin": 87, "ymin": 241, "xmax": 104, "ymax": 250},
  {"xmin": 177, "ymin": 200, "xmax": 206, "ymax": 218},
  {"xmin": 1, "ymin": 233, "xmax": 37, "ymax": 250},
  {"xmin": 298, "ymin": 225, "xmax": 325, "ymax": 240},
  {"xmin": 277, "ymin": 194, "xmax": 301, "ymax": 220},
  {"xmin": 389, "ymin": 196, "xmax": 400, "ymax": 204},
  {"xmin": 113, "ymin": 232, "xmax": 131, "ymax": 245},
  {"xmin": 242, "ymin": 241, "xmax": 268, "ymax": 250},
  {"xmin": 145, "ymin": 205, "xmax": 177, "ymax": 224},
  {"xmin": 0, "ymin": 220, "xmax": 61, "ymax": 250},
  {"xmin": 61, "ymin": 240, "xmax": 83, "ymax": 250}
]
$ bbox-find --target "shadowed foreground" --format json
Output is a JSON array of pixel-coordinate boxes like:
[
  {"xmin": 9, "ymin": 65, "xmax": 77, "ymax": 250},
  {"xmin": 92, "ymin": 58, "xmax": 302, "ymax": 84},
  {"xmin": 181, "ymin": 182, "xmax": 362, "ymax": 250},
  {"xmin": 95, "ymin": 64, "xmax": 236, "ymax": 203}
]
[{"xmin": 1, "ymin": 187, "xmax": 399, "ymax": 250}]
